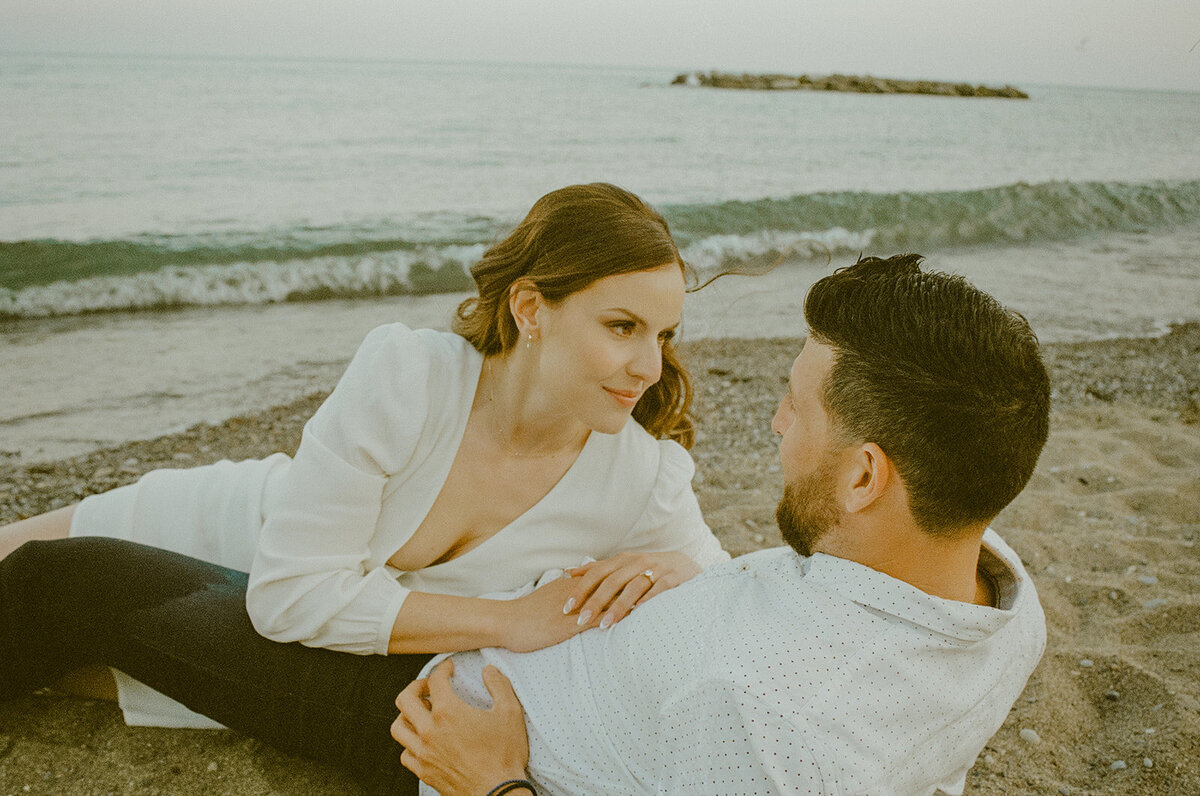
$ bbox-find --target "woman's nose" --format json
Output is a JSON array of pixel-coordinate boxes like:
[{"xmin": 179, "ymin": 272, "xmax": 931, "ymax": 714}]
[{"xmin": 629, "ymin": 338, "xmax": 663, "ymax": 384}]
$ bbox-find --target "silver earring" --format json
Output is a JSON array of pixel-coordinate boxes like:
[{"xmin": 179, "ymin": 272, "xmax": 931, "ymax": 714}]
[{"xmin": 526, "ymin": 333, "xmax": 533, "ymax": 350}]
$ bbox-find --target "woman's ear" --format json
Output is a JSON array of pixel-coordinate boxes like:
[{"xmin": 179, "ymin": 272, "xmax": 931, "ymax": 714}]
[
  {"xmin": 844, "ymin": 442, "xmax": 890, "ymax": 514},
  {"xmin": 508, "ymin": 279, "xmax": 543, "ymax": 340}
]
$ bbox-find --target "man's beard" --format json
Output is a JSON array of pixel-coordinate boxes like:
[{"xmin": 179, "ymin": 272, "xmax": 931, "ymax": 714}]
[{"xmin": 775, "ymin": 457, "xmax": 842, "ymax": 558}]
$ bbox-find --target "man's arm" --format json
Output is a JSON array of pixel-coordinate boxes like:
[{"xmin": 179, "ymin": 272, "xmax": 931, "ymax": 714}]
[{"xmin": 391, "ymin": 659, "xmax": 534, "ymax": 795}]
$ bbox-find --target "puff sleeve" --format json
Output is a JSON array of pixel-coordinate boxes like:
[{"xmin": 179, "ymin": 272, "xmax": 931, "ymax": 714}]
[
  {"xmin": 246, "ymin": 324, "xmax": 432, "ymax": 655},
  {"xmin": 620, "ymin": 440, "xmax": 729, "ymax": 569}
]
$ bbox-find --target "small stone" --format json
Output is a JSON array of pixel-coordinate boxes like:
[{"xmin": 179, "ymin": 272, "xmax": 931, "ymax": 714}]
[
  {"xmin": 1019, "ymin": 728, "xmax": 1041, "ymax": 744},
  {"xmin": 1026, "ymin": 696, "xmax": 1037, "ymax": 702},
  {"xmin": 1105, "ymin": 690, "xmax": 1121, "ymax": 700},
  {"xmin": 1109, "ymin": 591, "xmax": 1119, "ymax": 600},
  {"xmin": 207, "ymin": 762, "xmax": 218, "ymax": 772},
  {"xmin": 1138, "ymin": 575, "xmax": 1159, "ymax": 585},
  {"xmin": 984, "ymin": 754, "xmax": 996, "ymax": 765},
  {"xmin": 1145, "ymin": 727, "xmax": 1157, "ymax": 733},
  {"xmin": 1143, "ymin": 757, "xmax": 1153, "ymax": 768},
  {"xmin": 1110, "ymin": 760, "xmax": 1127, "ymax": 771},
  {"xmin": 1079, "ymin": 659, "xmax": 1094, "ymax": 668},
  {"xmin": 1143, "ymin": 598, "xmax": 1167, "ymax": 610}
]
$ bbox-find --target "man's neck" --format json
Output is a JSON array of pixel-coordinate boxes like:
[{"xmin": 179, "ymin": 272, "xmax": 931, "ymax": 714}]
[{"xmin": 817, "ymin": 520, "xmax": 992, "ymax": 605}]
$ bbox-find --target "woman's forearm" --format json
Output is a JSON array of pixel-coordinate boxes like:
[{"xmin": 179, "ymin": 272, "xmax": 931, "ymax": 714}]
[
  {"xmin": 388, "ymin": 575, "xmax": 588, "ymax": 655},
  {"xmin": 387, "ymin": 592, "xmax": 510, "ymax": 654}
]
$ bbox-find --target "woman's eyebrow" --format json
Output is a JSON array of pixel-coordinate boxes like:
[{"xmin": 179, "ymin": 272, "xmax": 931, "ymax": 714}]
[{"xmin": 603, "ymin": 307, "xmax": 681, "ymax": 332}]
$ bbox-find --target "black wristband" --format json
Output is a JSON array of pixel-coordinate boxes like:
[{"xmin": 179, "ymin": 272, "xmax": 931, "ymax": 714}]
[{"xmin": 486, "ymin": 779, "xmax": 536, "ymax": 795}]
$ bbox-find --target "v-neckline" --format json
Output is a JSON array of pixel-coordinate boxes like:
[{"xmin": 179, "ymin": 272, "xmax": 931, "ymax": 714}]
[
  {"xmin": 391, "ymin": 347, "xmax": 599, "ymax": 573},
  {"xmin": 418, "ymin": 426, "xmax": 599, "ymax": 572}
]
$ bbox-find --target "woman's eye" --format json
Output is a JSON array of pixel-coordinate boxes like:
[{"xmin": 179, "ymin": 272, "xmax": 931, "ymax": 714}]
[{"xmin": 608, "ymin": 322, "xmax": 635, "ymax": 336}]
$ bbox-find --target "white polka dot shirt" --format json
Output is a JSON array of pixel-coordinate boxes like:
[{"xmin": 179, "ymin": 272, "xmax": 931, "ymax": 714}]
[{"xmin": 420, "ymin": 529, "xmax": 1045, "ymax": 795}]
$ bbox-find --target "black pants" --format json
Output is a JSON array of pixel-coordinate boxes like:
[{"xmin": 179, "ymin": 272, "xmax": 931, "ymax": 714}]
[{"xmin": 0, "ymin": 537, "xmax": 433, "ymax": 794}]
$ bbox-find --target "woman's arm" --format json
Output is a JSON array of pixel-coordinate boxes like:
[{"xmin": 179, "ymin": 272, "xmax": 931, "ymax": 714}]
[
  {"xmin": 387, "ymin": 575, "xmax": 596, "ymax": 655},
  {"xmin": 248, "ymin": 324, "xmax": 444, "ymax": 654}
]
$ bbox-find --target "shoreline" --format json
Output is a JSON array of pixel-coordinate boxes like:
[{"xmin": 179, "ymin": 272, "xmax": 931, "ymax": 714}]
[{"xmin": 2, "ymin": 327, "xmax": 1198, "ymax": 794}]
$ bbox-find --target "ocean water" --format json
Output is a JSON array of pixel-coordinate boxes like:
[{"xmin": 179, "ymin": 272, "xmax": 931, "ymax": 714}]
[{"xmin": 2, "ymin": 54, "xmax": 1199, "ymax": 464}]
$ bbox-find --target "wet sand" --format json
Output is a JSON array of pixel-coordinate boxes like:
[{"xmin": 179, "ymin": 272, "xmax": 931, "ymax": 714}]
[{"xmin": 2, "ymin": 326, "xmax": 1198, "ymax": 794}]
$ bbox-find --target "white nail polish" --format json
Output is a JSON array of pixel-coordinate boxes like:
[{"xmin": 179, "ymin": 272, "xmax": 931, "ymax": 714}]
[
  {"xmin": 563, "ymin": 597, "xmax": 575, "ymax": 614},
  {"xmin": 577, "ymin": 608, "xmax": 593, "ymax": 626},
  {"xmin": 600, "ymin": 612, "xmax": 614, "ymax": 630}
]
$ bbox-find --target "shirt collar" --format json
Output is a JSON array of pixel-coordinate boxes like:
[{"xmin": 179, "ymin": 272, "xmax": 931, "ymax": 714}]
[{"xmin": 790, "ymin": 528, "xmax": 1027, "ymax": 642}]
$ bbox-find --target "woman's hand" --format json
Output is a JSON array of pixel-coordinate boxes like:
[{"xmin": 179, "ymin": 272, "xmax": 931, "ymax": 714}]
[
  {"xmin": 561, "ymin": 551, "xmax": 700, "ymax": 631},
  {"xmin": 497, "ymin": 575, "xmax": 599, "ymax": 653}
]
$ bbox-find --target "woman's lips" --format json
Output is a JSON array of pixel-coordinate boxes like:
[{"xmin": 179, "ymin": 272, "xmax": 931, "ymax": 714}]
[{"xmin": 603, "ymin": 387, "xmax": 641, "ymax": 408}]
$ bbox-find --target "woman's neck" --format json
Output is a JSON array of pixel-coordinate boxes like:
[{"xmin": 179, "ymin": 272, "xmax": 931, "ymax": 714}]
[{"xmin": 480, "ymin": 354, "xmax": 590, "ymax": 459}]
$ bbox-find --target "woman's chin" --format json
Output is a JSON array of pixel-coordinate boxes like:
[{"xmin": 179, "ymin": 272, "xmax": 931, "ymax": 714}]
[{"xmin": 588, "ymin": 413, "xmax": 631, "ymax": 436}]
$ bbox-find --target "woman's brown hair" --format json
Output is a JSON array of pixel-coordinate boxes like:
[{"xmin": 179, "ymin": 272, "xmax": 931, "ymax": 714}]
[{"xmin": 453, "ymin": 183, "xmax": 694, "ymax": 447}]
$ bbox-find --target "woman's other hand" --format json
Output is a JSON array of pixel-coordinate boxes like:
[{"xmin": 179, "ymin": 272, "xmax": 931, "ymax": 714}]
[{"xmin": 561, "ymin": 551, "xmax": 700, "ymax": 630}]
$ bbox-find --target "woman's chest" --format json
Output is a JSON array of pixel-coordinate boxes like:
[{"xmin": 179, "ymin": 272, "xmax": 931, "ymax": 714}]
[{"xmin": 384, "ymin": 435, "xmax": 585, "ymax": 573}]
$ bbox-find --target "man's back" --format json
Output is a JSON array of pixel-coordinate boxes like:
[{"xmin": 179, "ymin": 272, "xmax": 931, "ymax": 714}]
[{"xmin": 433, "ymin": 530, "xmax": 1044, "ymax": 795}]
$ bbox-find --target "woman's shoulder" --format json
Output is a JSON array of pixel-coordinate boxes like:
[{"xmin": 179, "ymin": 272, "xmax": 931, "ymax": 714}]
[
  {"xmin": 358, "ymin": 322, "xmax": 478, "ymax": 366},
  {"xmin": 601, "ymin": 420, "xmax": 696, "ymax": 485}
]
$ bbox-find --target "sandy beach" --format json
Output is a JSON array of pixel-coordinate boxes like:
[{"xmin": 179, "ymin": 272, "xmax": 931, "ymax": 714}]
[{"xmin": 1, "ymin": 326, "xmax": 1197, "ymax": 795}]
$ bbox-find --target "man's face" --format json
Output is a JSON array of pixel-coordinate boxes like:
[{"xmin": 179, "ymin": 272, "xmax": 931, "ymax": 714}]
[{"xmin": 771, "ymin": 339, "xmax": 844, "ymax": 557}]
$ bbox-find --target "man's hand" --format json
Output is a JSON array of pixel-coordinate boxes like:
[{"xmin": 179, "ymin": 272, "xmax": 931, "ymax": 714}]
[{"xmin": 391, "ymin": 659, "xmax": 530, "ymax": 796}]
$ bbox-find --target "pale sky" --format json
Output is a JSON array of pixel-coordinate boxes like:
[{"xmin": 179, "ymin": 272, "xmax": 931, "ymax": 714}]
[{"xmin": 1, "ymin": 0, "xmax": 1197, "ymax": 91}]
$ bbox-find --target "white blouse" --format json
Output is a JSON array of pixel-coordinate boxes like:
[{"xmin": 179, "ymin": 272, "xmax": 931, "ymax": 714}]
[{"xmin": 247, "ymin": 323, "xmax": 728, "ymax": 655}]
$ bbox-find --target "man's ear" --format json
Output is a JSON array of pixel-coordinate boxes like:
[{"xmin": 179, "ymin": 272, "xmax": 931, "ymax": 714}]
[
  {"xmin": 844, "ymin": 442, "xmax": 890, "ymax": 514},
  {"xmin": 508, "ymin": 279, "xmax": 543, "ymax": 339}
]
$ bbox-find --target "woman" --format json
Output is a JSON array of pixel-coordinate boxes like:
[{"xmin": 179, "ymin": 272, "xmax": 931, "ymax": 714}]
[{"xmin": 0, "ymin": 183, "xmax": 727, "ymax": 732}]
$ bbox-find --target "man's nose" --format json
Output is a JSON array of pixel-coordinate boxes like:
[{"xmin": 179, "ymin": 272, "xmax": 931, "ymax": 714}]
[{"xmin": 771, "ymin": 404, "xmax": 786, "ymax": 435}]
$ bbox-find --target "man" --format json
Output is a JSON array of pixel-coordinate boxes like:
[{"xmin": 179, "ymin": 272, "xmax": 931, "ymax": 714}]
[{"xmin": 392, "ymin": 254, "xmax": 1051, "ymax": 795}]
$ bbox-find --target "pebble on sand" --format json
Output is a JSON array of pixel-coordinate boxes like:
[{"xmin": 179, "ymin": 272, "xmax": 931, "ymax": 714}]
[
  {"xmin": 1019, "ymin": 728, "xmax": 1041, "ymax": 744},
  {"xmin": 1111, "ymin": 760, "xmax": 1127, "ymax": 770}
]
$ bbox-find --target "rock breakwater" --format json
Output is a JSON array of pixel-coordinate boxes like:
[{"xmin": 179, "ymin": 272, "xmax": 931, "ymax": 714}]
[{"xmin": 672, "ymin": 70, "xmax": 1028, "ymax": 99}]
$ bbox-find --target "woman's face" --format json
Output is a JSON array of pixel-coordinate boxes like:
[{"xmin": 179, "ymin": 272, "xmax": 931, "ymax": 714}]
[{"xmin": 535, "ymin": 262, "xmax": 686, "ymax": 435}]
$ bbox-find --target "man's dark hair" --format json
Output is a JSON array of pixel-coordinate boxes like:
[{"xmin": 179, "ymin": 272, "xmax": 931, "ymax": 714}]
[{"xmin": 804, "ymin": 253, "xmax": 1050, "ymax": 535}]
